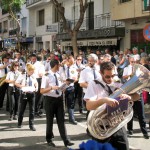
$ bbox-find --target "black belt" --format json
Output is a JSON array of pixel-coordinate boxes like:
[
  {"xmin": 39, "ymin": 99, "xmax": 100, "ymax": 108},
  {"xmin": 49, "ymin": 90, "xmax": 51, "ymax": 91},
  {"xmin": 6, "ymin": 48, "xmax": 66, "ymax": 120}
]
[
  {"xmin": 45, "ymin": 95, "xmax": 62, "ymax": 99},
  {"xmin": 22, "ymin": 92, "xmax": 35, "ymax": 94}
]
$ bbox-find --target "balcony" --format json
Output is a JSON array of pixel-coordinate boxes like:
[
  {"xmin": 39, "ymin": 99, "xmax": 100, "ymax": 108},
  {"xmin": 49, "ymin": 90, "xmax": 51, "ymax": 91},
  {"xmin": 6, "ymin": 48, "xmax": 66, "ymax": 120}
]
[
  {"xmin": 26, "ymin": 0, "xmax": 51, "ymax": 8},
  {"xmin": 61, "ymin": 13, "xmax": 125, "ymax": 33}
]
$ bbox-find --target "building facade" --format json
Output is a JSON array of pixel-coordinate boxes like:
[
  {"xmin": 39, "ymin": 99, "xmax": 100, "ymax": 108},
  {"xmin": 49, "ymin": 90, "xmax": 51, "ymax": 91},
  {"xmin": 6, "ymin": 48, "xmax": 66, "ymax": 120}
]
[
  {"xmin": 0, "ymin": 4, "xmax": 28, "ymax": 50},
  {"xmin": 111, "ymin": 0, "xmax": 150, "ymax": 53}
]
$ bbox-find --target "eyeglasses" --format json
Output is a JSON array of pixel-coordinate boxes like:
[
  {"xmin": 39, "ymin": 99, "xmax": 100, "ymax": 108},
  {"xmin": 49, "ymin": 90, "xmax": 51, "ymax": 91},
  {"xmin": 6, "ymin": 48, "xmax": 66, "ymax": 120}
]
[{"xmin": 104, "ymin": 74, "xmax": 116, "ymax": 79}]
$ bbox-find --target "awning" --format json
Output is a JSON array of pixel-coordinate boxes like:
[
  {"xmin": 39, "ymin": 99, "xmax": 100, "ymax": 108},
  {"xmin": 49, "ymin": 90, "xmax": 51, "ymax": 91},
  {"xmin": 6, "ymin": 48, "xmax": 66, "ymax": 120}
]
[{"xmin": 61, "ymin": 38, "xmax": 117, "ymax": 46}]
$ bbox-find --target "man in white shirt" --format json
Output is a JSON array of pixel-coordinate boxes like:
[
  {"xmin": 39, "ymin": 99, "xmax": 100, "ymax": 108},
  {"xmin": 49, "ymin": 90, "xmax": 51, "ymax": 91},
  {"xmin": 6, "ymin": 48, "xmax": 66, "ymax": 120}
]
[
  {"xmin": 30, "ymin": 54, "xmax": 45, "ymax": 117},
  {"xmin": 79, "ymin": 53, "xmax": 101, "ymax": 95},
  {"xmin": 40, "ymin": 59, "xmax": 74, "ymax": 147},
  {"xmin": 123, "ymin": 56, "xmax": 149, "ymax": 139},
  {"xmin": 59, "ymin": 55, "xmax": 78, "ymax": 125},
  {"xmin": 0, "ymin": 54, "xmax": 10, "ymax": 109},
  {"xmin": 84, "ymin": 61, "xmax": 138, "ymax": 150}
]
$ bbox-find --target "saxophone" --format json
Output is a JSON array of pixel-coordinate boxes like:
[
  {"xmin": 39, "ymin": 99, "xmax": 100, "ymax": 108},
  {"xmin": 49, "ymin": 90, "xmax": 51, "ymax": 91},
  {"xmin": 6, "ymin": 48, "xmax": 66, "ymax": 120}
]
[{"xmin": 87, "ymin": 64, "xmax": 150, "ymax": 140}]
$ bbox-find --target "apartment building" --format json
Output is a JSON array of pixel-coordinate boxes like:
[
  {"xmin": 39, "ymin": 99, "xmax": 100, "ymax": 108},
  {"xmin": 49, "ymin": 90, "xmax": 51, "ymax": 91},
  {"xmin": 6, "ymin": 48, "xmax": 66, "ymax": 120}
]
[
  {"xmin": 26, "ymin": 0, "xmax": 126, "ymax": 52},
  {"xmin": 55, "ymin": 0, "xmax": 125, "ymax": 52},
  {"xmin": 0, "ymin": 4, "xmax": 28, "ymax": 50},
  {"xmin": 26, "ymin": 0, "xmax": 60, "ymax": 51},
  {"xmin": 111, "ymin": 0, "xmax": 150, "ymax": 53}
]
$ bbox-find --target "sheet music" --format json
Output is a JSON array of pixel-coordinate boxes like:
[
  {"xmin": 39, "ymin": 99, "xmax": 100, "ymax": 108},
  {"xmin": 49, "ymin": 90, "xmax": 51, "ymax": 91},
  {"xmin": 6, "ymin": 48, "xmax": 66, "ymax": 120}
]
[
  {"xmin": 107, "ymin": 97, "xmax": 129, "ymax": 116},
  {"xmin": 21, "ymin": 87, "xmax": 35, "ymax": 92}
]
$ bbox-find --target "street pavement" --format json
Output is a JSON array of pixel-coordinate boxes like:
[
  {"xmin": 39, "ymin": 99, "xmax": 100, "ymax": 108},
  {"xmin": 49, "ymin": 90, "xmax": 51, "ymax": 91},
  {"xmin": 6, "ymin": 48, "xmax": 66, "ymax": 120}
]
[{"xmin": 0, "ymin": 104, "xmax": 149, "ymax": 150}]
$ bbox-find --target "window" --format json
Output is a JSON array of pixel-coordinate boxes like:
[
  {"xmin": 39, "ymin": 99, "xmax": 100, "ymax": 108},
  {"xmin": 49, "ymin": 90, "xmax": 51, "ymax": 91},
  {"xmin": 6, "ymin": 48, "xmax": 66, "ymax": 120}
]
[
  {"xmin": 0, "ymin": 23, "xmax": 2, "ymax": 33},
  {"xmin": 54, "ymin": 5, "xmax": 61, "ymax": 23},
  {"xmin": 38, "ymin": 9, "xmax": 44, "ymax": 26},
  {"xmin": 143, "ymin": 0, "xmax": 150, "ymax": 11},
  {"xmin": 21, "ymin": 17, "xmax": 27, "ymax": 36},
  {"xmin": 3, "ymin": 20, "xmax": 8, "ymax": 33},
  {"xmin": 119, "ymin": 0, "xmax": 131, "ymax": 3}
]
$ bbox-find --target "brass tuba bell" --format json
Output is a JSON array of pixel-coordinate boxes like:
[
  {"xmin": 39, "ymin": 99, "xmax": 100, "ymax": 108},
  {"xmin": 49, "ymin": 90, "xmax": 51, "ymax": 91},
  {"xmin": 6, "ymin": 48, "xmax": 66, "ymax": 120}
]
[{"xmin": 87, "ymin": 64, "xmax": 150, "ymax": 140}]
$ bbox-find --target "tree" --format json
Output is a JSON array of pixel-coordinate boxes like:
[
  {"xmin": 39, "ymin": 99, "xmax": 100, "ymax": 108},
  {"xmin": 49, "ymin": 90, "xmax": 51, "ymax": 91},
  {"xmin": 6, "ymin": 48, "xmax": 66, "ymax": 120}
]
[
  {"xmin": 0, "ymin": 0, "xmax": 25, "ymax": 51},
  {"xmin": 51, "ymin": 0, "xmax": 88, "ymax": 57}
]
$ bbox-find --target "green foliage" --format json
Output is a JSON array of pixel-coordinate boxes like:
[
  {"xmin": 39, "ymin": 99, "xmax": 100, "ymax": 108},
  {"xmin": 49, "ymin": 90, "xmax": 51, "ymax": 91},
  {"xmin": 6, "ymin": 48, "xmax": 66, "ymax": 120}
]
[{"xmin": 0, "ymin": 0, "xmax": 25, "ymax": 14}]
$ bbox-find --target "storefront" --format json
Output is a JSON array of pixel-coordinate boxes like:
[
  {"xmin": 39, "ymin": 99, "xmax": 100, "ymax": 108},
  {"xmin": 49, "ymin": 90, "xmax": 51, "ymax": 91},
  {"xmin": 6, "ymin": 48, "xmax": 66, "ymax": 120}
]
[{"xmin": 56, "ymin": 27, "xmax": 125, "ymax": 53}]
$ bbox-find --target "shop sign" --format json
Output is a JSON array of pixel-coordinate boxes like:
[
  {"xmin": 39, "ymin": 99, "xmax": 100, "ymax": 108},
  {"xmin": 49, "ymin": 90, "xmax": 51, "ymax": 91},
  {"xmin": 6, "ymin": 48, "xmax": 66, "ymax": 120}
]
[
  {"xmin": 46, "ymin": 25, "xmax": 58, "ymax": 33},
  {"xmin": 61, "ymin": 38, "xmax": 117, "ymax": 46},
  {"xmin": 88, "ymin": 39, "xmax": 117, "ymax": 46}
]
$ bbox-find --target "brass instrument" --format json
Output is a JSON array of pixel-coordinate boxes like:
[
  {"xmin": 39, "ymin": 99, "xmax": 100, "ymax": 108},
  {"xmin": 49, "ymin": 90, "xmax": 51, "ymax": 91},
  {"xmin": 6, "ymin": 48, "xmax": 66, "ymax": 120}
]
[
  {"xmin": 87, "ymin": 64, "xmax": 150, "ymax": 140},
  {"xmin": 0, "ymin": 76, "xmax": 6, "ymax": 86}
]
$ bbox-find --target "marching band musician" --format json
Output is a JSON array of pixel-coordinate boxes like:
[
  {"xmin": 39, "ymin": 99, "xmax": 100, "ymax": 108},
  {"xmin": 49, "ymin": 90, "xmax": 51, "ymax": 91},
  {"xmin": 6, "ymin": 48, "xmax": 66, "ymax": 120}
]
[
  {"xmin": 59, "ymin": 55, "xmax": 78, "ymax": 125},
  {"xmin": 123, "ymin": 56, "xmax": 149, "ymax": 139},
  {"xmin": 14, "ymin": 52, "xmax": 25, "ymax": 71},
  {"xmin": 0, "ymin": 54, "xmax": 10, "ymax": 109},
  {"xmin": 15, "ymin": 64, "xmax": 38, "ymax": 131},
  {"xmin": 84, "ymin": 62, "xmax": 140, "ymax": 150},
  {"xmin": 73, "ymin": 55, "xmax": 85, "ymax": 114},
  {"xmin": 40, "ymin": 59, "xmax": 74, "ymax": 147},
  {"xmin": 30, "ymin": 54, "xmax": 45, "ymax": 117},
  {"xmin": 5, "ymin": 62, "xmax": 21, "ymax": 121}
]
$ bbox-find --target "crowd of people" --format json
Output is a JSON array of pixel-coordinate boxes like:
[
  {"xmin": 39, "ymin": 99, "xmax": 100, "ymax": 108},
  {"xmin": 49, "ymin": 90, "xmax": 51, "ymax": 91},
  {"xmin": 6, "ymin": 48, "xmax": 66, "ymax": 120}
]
[{"xmin": 0, "ymin": 47, "xmax": 150, "ymax": 149}]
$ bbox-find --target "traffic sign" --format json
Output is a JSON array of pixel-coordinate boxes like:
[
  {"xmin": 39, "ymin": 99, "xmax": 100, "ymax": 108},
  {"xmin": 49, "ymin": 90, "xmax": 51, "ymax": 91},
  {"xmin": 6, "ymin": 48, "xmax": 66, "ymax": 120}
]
[{"xmin": 143, "ymin": 24, "xmax": 150, "ymax": 41}]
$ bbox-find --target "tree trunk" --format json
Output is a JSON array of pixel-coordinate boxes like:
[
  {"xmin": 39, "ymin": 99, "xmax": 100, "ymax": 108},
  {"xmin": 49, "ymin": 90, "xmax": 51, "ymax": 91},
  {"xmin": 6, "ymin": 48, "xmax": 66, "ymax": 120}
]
[{"xmin": 71, "ymin": 31, "xmax": 78, "ymax": 57}]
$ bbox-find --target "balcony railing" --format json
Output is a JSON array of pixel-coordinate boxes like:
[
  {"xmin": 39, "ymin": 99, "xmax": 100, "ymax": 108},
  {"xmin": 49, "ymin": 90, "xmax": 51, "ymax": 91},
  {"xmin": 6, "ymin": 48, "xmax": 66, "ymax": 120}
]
[
  {"xmin": 68, "ymin": 13, "xmax": 124, "ymax": 31},
  {"xmin": 26, "ymin": 0, "xmax": 42, "ymax": 7}
]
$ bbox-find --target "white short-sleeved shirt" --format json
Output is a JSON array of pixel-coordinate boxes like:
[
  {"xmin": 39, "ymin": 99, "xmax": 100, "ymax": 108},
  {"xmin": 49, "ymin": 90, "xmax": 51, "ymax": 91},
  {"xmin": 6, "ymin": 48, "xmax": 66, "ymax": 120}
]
[
  {"xmin": 122, "ymin": 65, "xmax": 133, "ymax": 81},
  {"xmin": 15, "ymin": 73, "xmax": 38, "ymax": 92},
  {"xmin": 6, "ymin": 71, "xmax": 21, "ymax": 86},
  {"xmin": 59, "ymin": 64, "xmax": 78, "ymax": 86},
  {"xmin": 84, "ymin": 79, "xmax": 121, "ymax": 102},
  {"xmin": 78, "ymin": 66, "xmax": 101, "ymax": 93},
  {"xmin": 29, "ymin": 61, "xmax": 45, "ymax": 78},
  {"xmin": 0, "ymin": 64, "xmax": 5, "ymax": 78},
  {"xmin": 41, "ymin": 70, "xmax": 62, "ymax": 97}
]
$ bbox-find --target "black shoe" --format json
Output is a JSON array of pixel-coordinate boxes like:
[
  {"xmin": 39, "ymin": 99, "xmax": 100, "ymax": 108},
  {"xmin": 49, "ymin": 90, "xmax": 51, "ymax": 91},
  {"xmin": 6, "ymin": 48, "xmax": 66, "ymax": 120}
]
[
  {"xmin": 13, "ymin": 115, "xmax": 18, "ymax": 120},
  {"xmin": 47, "ymin": 141, "xmax": 55, "ymax": 147},
  {"xmin": 18, "ymin": 125, "xmax": 22, "ymax": 128},
  {"xmin": 30, "ymin": 126, "xmax": 36, "ymax": 131},
  {"xmin": 64, "ymin": 140, "xmax": 74, "ymax": 147},
  {"xmin": 128, "ymin": 130, "xmax": 133, "ymax": 135},
  {"xmin": 79, "ymin": 109, "xmax": 83, "ymax": 114},
  {"xmin": 69, "ymin": 120, "xmax": 77, "ymax": 125},
  {"xmin": 8, "ymin": 116, "xmax": 13, "ymax": 121},
  {"xmin": 35, "ymin": 113, "xmax": 42, "ymax": 118},
  {"xmin": 143, "ymin": 134, "xmax": 149, "ymax": 139}
]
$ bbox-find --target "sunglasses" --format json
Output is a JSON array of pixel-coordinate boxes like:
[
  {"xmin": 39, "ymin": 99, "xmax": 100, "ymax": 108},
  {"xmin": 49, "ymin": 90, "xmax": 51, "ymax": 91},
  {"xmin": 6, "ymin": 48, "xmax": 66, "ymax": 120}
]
[
  {"xmin": 131, "ymin": 61, "xmax": 135, "ymax": 63},
  {"xmin": 104, "ymin": 74, "xmax": 116, "ymax": 79},
  {"xmin": 15, "ymin": 65, "xmax": 19, "ymax": 66},
  {"xmin": 77, "ymin": 59, "xmax": 82, "ymax": 60}
]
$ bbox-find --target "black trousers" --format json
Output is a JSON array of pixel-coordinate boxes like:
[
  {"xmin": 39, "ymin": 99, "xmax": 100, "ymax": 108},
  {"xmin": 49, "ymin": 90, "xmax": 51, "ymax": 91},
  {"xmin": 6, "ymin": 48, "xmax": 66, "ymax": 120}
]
[
  {"xmin": 18, "ymin": 92, "xmax": 35, "ymax": 127},
  {"xmin": 74, "ymin": 82, "xmax": 84, "ymax": 111},
  {"xmin": 35, "ymin": 78, "xmax": 43, "ymax": 113},
  {"xmin": 8, "ymin": 86, "xmax": 19, "ymax": 116},
  {"xmin": 127, "ymin": 100, "xmax": 148, "ymax": 135},
  {"xmin": 92, "ymin": 127, "xmax": 129, "ymax": 150},
  {"xmin": 0, "ymin": 82, "xmax": 8, "ymax": 108},
  {"xmin": 65, "ymin": 86, "xmax": 75, "ymax": 109},
  {"xmin": 45, "ymin": 96, "xmax": 69, "ymax": 143}
]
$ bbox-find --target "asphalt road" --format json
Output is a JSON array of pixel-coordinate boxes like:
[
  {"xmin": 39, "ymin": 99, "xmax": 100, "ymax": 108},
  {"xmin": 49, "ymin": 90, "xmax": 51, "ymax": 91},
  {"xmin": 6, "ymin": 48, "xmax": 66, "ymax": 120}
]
[{"xmin": 0, "ymin": 105, "xmax": 149, "ymax": 150}]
